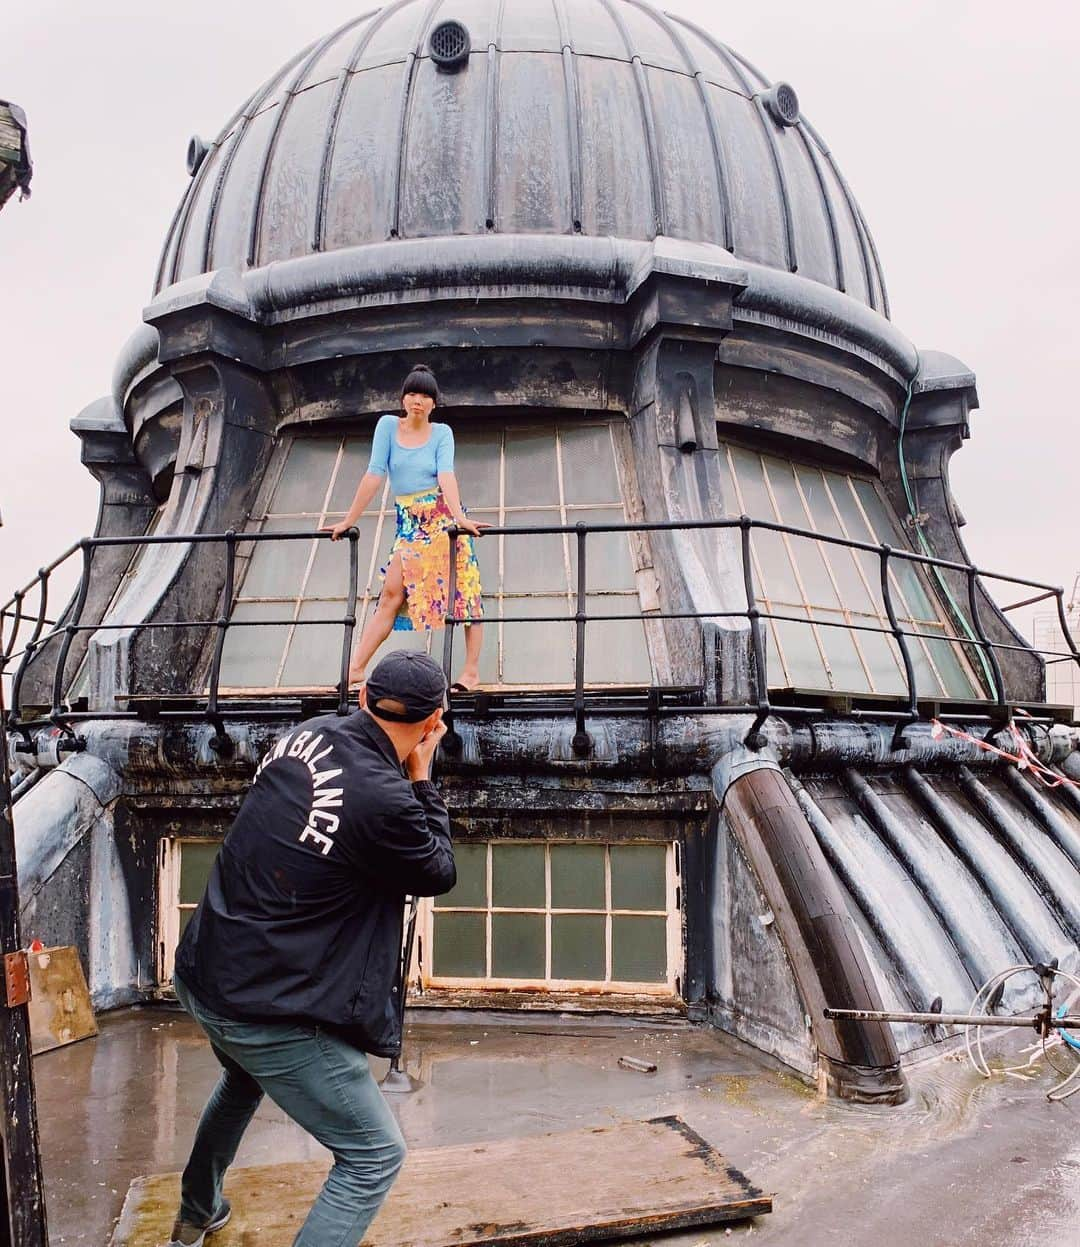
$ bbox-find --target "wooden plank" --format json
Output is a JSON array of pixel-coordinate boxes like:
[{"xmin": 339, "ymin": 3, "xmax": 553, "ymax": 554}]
[
  {"xmin": 27, "ymin": 945, "xmax": 97, "ymax": 1056},
  {"xmin": 111, "ymin": 1116, "xmax": 770, "ymax": 1247}
]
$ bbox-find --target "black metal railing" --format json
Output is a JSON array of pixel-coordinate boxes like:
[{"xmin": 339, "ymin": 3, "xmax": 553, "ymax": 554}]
[{"xmin": 2, "ymin": 516, "xmax": 1079, "ymax": 759}]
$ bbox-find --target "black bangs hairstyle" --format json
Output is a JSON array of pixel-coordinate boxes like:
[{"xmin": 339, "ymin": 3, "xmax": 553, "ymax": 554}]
[{"xmin": 400, "ymin": 363, "xmax": 440, "ymax": 407}]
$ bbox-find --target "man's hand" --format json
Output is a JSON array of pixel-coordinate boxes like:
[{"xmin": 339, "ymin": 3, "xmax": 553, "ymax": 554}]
[{"xmin": 406, "ymin": 714, "xmax": 448, "ymax": 781}]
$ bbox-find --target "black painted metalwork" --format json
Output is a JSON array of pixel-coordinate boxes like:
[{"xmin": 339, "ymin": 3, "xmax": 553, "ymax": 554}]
[
  {"xmin": 0, "ymin": 668, "xmax": 48, "ymax": 1245},
  {"xmin": 572, "ymin": 523, "xmax": 591, "ymax": 756},
  {"xmin": 3, "ymin": 518, "xmax": 1077, "ymax": 751}
]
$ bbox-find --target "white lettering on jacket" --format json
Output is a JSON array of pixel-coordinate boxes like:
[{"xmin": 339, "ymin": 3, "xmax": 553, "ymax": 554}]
[{"xmin": 256, "ymin": 731, "xmax": 346, "ymax": 857}]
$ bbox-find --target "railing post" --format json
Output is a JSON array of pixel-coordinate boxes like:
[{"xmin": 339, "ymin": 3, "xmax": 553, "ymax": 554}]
[
  {"xmin": 49, "ymin": 542, "xmax": 94, "ymax": 739},
  {"xmin": 1, "ymin": 591, "xmax": 23, "ymax": 665},
  {"xmin": 441, "ymin": 528, "xmax": 460, "ymax": 747},
  {"xmin": 0, "ymin": 673, "xmax": 49, "ymax": 1244},
  {"xmin": 205, "ymin": 531, "xmax": 236, "ymax": 757},
  {"xmin": 740, "ymin": 517, "xmax": 770, "ymax": 749},
  {"xmin": 1055, "ymin": 588, "xmax": 1080, "ymax": 679},
  {"xmin": 7, "ymin": 570, "xmax": 50, "ymax": 739},
  {"xmin": 967, "ymin": 566, "xmax": 1006, "ymax": 717},
  {"xmin": 337, "ymin": 528, "xmax": 360, "ymax": 716},
  {"xmin": 572, "ymin": 522, "xmax": 592, "ymax": 757},
  {"xmin": 879, "ymin": 544, "xmax": 918, "ymax": 747}
]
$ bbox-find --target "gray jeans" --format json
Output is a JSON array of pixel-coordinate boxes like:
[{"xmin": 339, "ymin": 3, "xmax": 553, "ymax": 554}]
[{"xmin": 174, "ymin": 975, "xmax": 406, "ymax": 1246}]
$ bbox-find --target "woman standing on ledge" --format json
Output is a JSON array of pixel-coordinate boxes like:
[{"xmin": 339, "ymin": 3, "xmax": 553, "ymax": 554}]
[{"xmin": 325, "ymin": 365, "xmax": 487, "ymax": 692}]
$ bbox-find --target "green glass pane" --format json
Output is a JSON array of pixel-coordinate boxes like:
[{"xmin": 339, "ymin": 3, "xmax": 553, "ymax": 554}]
[
  {"xmin": 179, "ymin": 909, "xmax": 195, "ymax": 940},
  {"xmin": 583, "ymin": 618, "xmax": 651, "ymax": 685},
  {"xmin": 499, "ymin": 597, "xmax": 574, "ymax": 685},
  {"xmin": 550, "ymin": 844, "xmax": 605, "ymax": 909},
  {"xmin": 567, "ymin": 508, "xmax": 635, "ymax": 593},
  {"xmin": 492, "ymin": 913, "xmax": 545, "ymax": 979},
  {"xmin": 492, "ymin": 843, "xmax": 545, "ymax": 908},
  {"xmin": 239, "ymin": 518, "xmax": 316, "ymax": 600},
  {"xmin": 272, "ymin": 439, "xmax": 341, "ymax": 515},
  {"xmin": 611, "ymin": 915, "xmax": 668, "ymax": 983},
  {"xmin": 305, "ymin": 518, "xmax": 380, "ymax": 598},
  {"xmin": 451, "ymin": 429, "xmax": 501, "ymax": 509},
  {"xmin": 433, "ymin": 913, "xmax": 487, "ymax": 977},
  {"xmin": 435, "ymin": 843, "xmax": 488, "ymax": 908},
  {"xmin": 502, "ymin": 509, "xmax": 567, "ymax": 594},
  {"xmin": 551, "ymin": 915, "xmax": 606, "ymax": 980},
  {"xmin": 559, "ymin": 424, "xmax": 621, "ymax": 504},
  {"xmin": 279, "ymin": 601, "xmax": 346, "ymax": 688},
  {"xmin": 504, "ymin": 426, "xmax": 558, "ymax": 506},
  {"xmin": 180, "ymin": 842, "xmax": 221, "ymax": 905},
  {"xmin": 610, "ymin": 844, "xmax": 667, "ymax": 911},
  {"xmin": 219, "ymin": 602, "xmax": 291, "ymax": 688},
  {"xmin": 328, "ymin": 437, "xmax": 377, "ymax": 513}
]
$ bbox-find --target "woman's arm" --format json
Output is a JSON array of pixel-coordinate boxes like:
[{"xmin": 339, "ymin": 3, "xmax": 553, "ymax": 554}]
[{"xmin": 323, "ymin": 472, "xmax": 384, "ymax": 540}]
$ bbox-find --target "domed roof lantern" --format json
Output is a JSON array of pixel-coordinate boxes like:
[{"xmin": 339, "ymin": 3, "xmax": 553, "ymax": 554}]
[{"xmin": 154, "ymin": 0, "xmax": 886, "ymax": 315}]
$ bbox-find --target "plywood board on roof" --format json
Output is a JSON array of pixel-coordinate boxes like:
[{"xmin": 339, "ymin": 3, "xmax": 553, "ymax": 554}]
[
  {"xmin": 28, "ymin": 945, "xmax": 97, "ymax": 1055},
  {"xmin": 111, "ymin": 1115, "xmax": 771, "ymax": 1246}
]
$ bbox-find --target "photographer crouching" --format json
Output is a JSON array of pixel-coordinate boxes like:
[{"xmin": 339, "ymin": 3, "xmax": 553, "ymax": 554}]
[{"xmin": 166, "ymin": 651, "xmax": 455, "ymax": 1247}]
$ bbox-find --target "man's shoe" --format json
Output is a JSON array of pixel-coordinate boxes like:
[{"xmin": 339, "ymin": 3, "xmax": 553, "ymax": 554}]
[{"xmin": 165, "ymin": 1200, "xmax": 232, "ymax": 1246}]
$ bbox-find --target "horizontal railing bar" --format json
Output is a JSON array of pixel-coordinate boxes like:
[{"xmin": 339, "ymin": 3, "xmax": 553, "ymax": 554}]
[
  {"xmin": 49, "ymin": 523, "xmax": 1067, "ymax": 594},
  {"xmin": 1000, "ymin": 590, "xmax": 1058, "ymax": 612}
]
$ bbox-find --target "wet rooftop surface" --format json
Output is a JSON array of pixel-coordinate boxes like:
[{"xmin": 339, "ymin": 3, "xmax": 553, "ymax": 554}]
[{"xmin": 37, "ymin": 1006, "xmax": 1079, "ymax": 1247}]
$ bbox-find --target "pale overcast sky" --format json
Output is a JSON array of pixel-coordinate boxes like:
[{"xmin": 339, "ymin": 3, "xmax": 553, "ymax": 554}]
[{"xmin": 2, "ymin": 1, "xmax": 1078, "ymax": 634}]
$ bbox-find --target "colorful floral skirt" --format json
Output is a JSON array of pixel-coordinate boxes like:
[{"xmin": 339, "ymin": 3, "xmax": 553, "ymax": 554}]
[{"xmin": 384, "ymin": 489, "xmax": 484, "ymax": 632}]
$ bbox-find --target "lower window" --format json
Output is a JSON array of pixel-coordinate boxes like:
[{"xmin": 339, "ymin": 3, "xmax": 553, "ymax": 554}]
[
  {"xmin": 423, "ymin": 841, "xmax": 680, "ymax": 995},
  {"xmin": 158, "ymin": 838, "xmax": 222, "ymax": 984}
]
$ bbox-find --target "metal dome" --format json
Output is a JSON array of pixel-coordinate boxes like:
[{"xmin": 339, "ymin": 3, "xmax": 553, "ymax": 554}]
[{"xmin": 155, "ymin": 0, "xmax": 888, "ymax": 314}]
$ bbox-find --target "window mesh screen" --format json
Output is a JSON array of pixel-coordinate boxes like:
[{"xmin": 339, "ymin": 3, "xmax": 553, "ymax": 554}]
[
  {"xmin": 718, "ymin": 443, "xmax": 980, "ymax": 699},
  {"xmin": 219, "ymin": 421, "xmax": 650, "ymax": 688}
]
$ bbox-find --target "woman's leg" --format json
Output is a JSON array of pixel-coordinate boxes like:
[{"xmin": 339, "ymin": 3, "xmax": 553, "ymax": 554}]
[
  {"xmin": 456, "ymin": 622, "xmax": 483, "ymax": 689},
  {"xmin": 348, "ymin": 554, "xmax": 406, "ymax": 684}
]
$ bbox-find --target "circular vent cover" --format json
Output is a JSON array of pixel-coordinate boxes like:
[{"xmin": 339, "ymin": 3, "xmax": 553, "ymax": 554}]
[
  {"xmin": 186, "ymin": 135, "xmax": 209, "ymax": 177},
  {"xmin": 762, "ymin": 82, "xmax": 800, "ymax": 126},
  {"xmin": 430, "ymin": 20, "xmax": 471, "ymax": 69}
]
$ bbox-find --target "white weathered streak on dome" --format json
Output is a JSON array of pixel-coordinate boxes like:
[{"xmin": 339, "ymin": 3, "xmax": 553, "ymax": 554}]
[{"xmin": 154, "ymin": 0, "xmax": 887, "ymax": 315}]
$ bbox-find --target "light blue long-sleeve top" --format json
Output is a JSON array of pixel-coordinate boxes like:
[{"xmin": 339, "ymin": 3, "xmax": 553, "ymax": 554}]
[{"xmin": 366, "ymin": 413, "xmax": 455, "ymax": 497}]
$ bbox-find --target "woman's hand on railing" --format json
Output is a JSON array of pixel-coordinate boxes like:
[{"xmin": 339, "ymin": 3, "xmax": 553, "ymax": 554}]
[
  {"xmin": 453, "ymin": 518, "xmax": 490, "ymax": 538},
  {"xmin": 321, "ymin": 521, "xmax": 354, "ymax": 542}
]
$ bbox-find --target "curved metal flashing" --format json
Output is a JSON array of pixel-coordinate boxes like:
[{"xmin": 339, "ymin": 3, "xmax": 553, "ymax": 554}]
[{"xmin": 719, "ymin": 762, "xmax": 906, "ymax": 1103}]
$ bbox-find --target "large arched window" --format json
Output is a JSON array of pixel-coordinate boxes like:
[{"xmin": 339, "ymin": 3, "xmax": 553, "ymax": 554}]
[{"xmin": 219, "ymin": 419, "xmax": 652, "ymax": 689}]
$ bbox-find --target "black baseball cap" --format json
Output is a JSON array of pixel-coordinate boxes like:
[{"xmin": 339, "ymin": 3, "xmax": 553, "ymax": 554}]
[{"xmin": 365, "ymin": 651, "xmax": 447, "ymax": 723}]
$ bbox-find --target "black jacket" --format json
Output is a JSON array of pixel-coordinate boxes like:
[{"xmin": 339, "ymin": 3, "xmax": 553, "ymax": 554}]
[{"xmin": 175, "ymin": 710, "xmax": 455, "ymax": 1056}]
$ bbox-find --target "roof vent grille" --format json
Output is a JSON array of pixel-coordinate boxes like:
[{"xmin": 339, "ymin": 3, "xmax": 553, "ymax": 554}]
[
  {"xmin": 762, "ymin": 83, "xmax": 800, "ymax": 127},
  {"xmin": 430, "ymin": 20, "xmax": 471, "ymax": 70}
]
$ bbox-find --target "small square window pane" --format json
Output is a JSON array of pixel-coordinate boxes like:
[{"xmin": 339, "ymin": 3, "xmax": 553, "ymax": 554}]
[
  {"xmin": 219, "ymin": 602, "xmax": 291, "ymax": 688},
  {"xmin": 179, "ymin": 909, "xmax": 196, "ymax": 940},
  {"xmin": 559, "ymin": 424, "xmax": 621, "ymax": 503},
  {"xmin": 279, "ymin": 601, "xmax": 347, "ymax": 687},
  {"xmin": 328, "ymin": 437, "xmax": 377, "ymax": 513},
  {"xmin": 492, "ymin": 843, "xmax": 545, "ymax": 907},
  {"xmin": 924, "ymin": 634, "xmax": 980, "ymax": 699},
  {"xmin": 610, "ymin": 844, "xmax": 667, "ymax": 910},
  {"xmin": 272, "ymin": 439, "xmax": 341, "ymax": 515},
  {"xmin": 809, "ymin": 611, "xmax": 872, "ymax": 694},
  {"xmin": 452, "ymin": 429, "xmax": 501, "ymax": 509},
  {"xmin": 770, "ymin": 609, "xmax": 829, "ymax": 691},
  {"xmin": 568, "ymin": 509, "xmax": 635, "ymax": 592},
  {"xmin": 502, "ymin": 510, "xmax": 567, "ymax": 593},
  {"xmin": 465, "ymin": 512, "xmax": 500, "ymax": 591},
  {"xmin": 434, "ymin": 913, "xmax": 487, "ymax": 977},
  {"xmin": 492, "ymin": 913, "xmax": 545, "ymax": 978},
  {"xmin": 611, "ymin": 915, "xmax": 667, "ymax": 982},
  {"xmin": 552, "ymin": 915, "xmax": 606, "ymax": 980},
  {"xmin": 180, "ymin": 842, "xmax": 221, "ymax": 904},
  {"xmin": 436, "ymin": 843, "xmax": 488, "ymax": 908},
  {"xmin": 306, "ymin": 519, "xmax": 379, "ymax": 598},
  {"xmin": 239, "ymin": 519, "xmax": 316, "ymax": 600},
  {"xmin": 499, "ymin": 597, "xmax": 574, "ymax": 685},
  {"xmin": 583, "ymin": 618, "xmax": 651, "ymax": 685},
  {"xmin": 504, "ymin": 426, "xmax": 558, "ymax": 506},
  {"xmin": 550, "ymin": 844, "xmax": 605, "ymax": 908}
]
